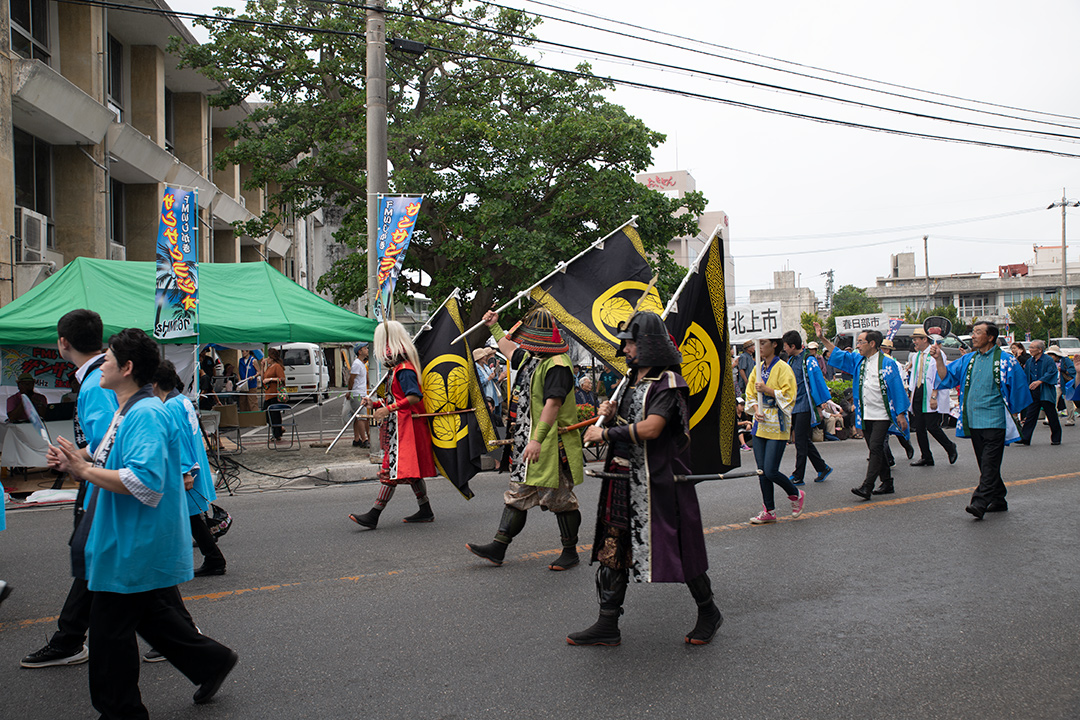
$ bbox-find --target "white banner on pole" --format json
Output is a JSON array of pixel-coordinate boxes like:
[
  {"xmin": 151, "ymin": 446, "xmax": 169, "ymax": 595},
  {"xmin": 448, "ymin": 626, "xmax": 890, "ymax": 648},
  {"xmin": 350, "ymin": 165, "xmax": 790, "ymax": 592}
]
[
  {"xmin": 834, "ymin": 313, "xmax": 890, "ymax": 337},
  {"xmin": 729, "ymin": 303, "xmax": 784, "ymax": 343}
]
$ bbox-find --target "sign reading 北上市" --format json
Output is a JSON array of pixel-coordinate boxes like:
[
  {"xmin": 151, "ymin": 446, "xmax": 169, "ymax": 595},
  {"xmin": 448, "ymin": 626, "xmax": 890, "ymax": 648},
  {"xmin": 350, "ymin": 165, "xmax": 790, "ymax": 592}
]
[
  {"xmin": 728, "ymin": 303, "xmax": 783, "ymax": 343},
  {"xmin": 834, "ymin": 313, "xmax": 890, "ymax": 337}
]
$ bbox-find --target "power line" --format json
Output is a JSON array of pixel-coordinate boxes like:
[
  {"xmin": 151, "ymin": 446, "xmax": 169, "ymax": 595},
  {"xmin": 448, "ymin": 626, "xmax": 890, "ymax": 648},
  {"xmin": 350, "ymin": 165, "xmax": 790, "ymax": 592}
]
[
  {"xmin": 503, "ymin": 0, "xmax": 1080, "ymax": 128},
  {"xmin": 739, "ymin": 208, "xmax": 1047, "ymax": 241},
  {"xmin": 59, "ymin": 0, "xmax": 1080, "ymax": 159},
  {"xmin": 734, "ymin": 235, "xmax": 924, "ymax": 258}
]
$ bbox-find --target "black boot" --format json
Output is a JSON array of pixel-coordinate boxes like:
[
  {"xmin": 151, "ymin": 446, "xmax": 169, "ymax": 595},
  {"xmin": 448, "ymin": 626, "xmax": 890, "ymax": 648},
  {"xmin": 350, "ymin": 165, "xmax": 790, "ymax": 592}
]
[
  {"xmin": 871, "ymin": 482, "xmax": 895, "ymax": 495},
  {"xmin": 685, "ymin": 573, "xmax": 723, "ymax": 645},
  {"xmin": 191, "ymin": 514, "xmax": 226, "ymax": 575},
  {"xmin": 567, "ymin": 567, "xmax": 627, "ymax": 646},
  {"xmin": 851, "ymin": 482, "xmax": 873, "ymax": 500},
  {"xmin": 349, "ymin": 507, "xmax": 382, "ymax": 529},
  {"xmin": 402, "ymin": 502, "xmax": 435, "ymax": 523},
  {"xmin": 467, "ymin": 506, "xmax": 527, "ymax": 566},
  {"xmin": 549, "ymin": 510, "xmax": 581, "ymax": 571}
]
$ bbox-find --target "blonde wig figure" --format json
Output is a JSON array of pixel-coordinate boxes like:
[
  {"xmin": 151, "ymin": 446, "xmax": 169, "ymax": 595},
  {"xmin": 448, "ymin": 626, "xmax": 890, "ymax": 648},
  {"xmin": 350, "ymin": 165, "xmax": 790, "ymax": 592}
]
[{"xmin": 373, "ymin": 320, "xmax": 421, "ymax": 372}]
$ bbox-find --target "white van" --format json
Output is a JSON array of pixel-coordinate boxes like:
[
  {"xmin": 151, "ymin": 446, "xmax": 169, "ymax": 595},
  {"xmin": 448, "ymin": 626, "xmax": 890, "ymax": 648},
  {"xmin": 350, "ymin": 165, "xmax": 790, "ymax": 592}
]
[{"xmin": 274, "ymin": 342, "xmax": 329, "ymax": 401}]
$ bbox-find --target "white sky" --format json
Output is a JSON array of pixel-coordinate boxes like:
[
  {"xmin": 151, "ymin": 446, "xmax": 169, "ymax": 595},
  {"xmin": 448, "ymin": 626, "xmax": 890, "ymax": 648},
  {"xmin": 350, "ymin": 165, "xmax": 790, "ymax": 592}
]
[{"xmin": 175, "ymin": 0, "xmax": 1080, "ymax": 304}]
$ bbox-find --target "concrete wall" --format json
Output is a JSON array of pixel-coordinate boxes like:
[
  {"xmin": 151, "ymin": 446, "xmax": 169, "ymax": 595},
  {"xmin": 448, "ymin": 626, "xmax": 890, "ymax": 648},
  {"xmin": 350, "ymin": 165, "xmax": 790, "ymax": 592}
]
[
  {"xmin": 214, "ymin": 229, "xmax": 239, "ymax": 263},
  {"xmin": 0, "ymin": 0, "xmax": 15, "ymax": 305},
  {"xmin": 129, "ymin": 45, "xmax": 164, "ymax": 146},
  {"xmin": 124, "ymin": 182, "xmax": 162, "ymax": 261}
]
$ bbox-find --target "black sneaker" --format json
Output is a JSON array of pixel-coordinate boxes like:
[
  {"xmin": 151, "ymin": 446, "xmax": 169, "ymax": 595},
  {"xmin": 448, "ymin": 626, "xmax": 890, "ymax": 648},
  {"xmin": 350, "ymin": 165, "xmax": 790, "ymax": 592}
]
[
  {"xmin": 143, "ymin": 648, "xmax": 167, "ymax": 663},
  {"xmin": 21, "ymin": 643, "xmax": 90, "ymax": 668},
  {"xmin": 0, "ymin": 580, "xmax": 10, "ymax": 607}
]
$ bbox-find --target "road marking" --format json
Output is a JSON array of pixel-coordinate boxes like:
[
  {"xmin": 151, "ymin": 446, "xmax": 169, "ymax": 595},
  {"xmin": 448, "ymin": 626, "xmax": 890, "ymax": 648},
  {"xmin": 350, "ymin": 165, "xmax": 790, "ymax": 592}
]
[{"xmin": 3, "ymin": 471, "xmax": 1076, "ymax": 634}]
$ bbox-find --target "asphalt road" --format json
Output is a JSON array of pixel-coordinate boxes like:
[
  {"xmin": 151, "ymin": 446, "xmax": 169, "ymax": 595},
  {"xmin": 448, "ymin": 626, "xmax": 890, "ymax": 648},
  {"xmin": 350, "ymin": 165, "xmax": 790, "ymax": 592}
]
[{"xmin": 2, "ymin": 426, "xmax": 1079, "ymax": 719}]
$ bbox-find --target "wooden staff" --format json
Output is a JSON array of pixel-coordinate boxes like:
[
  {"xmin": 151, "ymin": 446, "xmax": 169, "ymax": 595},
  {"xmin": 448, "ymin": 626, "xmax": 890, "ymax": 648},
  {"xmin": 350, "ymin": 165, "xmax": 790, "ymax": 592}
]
[{"xmin": 558, "ymin": 416, "xmax": 598, "ymax": 434}]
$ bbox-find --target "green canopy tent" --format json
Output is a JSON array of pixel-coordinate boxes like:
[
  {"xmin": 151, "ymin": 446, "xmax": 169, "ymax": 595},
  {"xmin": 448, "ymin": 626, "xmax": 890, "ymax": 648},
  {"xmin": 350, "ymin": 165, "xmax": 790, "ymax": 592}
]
[{"xmin": 0, "ymin": 257, "xmax": 376, "ymax": 345}]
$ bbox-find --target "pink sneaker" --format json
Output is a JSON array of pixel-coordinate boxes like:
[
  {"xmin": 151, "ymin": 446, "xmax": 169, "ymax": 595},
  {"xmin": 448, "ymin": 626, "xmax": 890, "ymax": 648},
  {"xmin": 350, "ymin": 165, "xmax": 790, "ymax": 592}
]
[
  {"xmin": 789, "ymin": 489, "xmax": 806, "ymax": 518},
  {"xmin": 749, "ymin": 507, "xmax": 777, "ymax": 524}
]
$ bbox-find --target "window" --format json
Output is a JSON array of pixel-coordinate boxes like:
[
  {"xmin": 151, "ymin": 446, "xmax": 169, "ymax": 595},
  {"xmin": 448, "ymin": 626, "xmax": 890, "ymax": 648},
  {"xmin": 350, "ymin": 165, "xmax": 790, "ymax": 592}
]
[
  {"xmin": 14, "ymin": 127, "xmax": 52, "ymax": 218},
  {"xmin": 958, "ymin": 294, "xmax": 990, "ymax": 318},
  {"xmin": 107, "ymin": 34, "xmax": 123, "ymax": 120},
  {"xmin": 109, "ymin": 178, "xmax": 125, "ymax": 245},
  {"xmin": 281, "ymin": 349, "xmax": 310, "ymax": 366},
  {"xmin": 10, "ymin": 0, "xmax": 50, "ymax": 63}
]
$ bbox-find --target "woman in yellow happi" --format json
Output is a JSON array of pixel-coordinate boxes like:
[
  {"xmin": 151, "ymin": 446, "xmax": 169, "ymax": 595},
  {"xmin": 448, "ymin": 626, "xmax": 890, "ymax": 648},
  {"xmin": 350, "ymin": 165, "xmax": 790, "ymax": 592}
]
[{"xmin": 745, "ymin": 337, "xmax": 806, "ymax": 525}]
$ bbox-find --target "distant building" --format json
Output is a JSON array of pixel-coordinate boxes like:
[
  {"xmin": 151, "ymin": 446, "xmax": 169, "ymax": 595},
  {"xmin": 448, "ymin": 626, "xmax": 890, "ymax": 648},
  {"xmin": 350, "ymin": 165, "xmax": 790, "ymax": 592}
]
[
  {"xmin": 748, "ymin": 270, "xmax": 817, "ymax": 337},
  {"xmin": 634, "ymin": 170, "xmax": 736, "ymax": 294},
  {"xmin": 866, "ymin": 250, "xmax": 1080, "ymax": 324}
]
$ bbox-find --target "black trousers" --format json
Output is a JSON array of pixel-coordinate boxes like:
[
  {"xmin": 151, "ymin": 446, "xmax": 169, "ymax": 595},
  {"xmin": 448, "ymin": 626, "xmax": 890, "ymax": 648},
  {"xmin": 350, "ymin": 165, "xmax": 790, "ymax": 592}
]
[
  {"xmin": 1021, "ymin": 399, "xmax": 1061, "ymax": 444},
  {"xmin": 911, "ymin": 387, "xmax": 957, "ymax": 461},
  {"xmin": 89, "ymin": 586, "xmax": 233, "ymax": 720},
  {"xmin": 969, "ymin": 428, "xmax": 1007, "ymax": 509},
  {"xmin": 262, "ymin": 399, "xmax": 283, "ymax": 440},
  {"xmin": 862, "ymin": 419, "xmax": 892, "ymax": 487},
  {"xmin": 49, "ymin": 577, "xmax": 91, "ymax": 652},
  {"xmin": 191, "ymin": 513, "xmax": 225, "ymax": 568},
  {"xmin": 791, "ymin": 411, "xmax": 827, "ymax": 480}
]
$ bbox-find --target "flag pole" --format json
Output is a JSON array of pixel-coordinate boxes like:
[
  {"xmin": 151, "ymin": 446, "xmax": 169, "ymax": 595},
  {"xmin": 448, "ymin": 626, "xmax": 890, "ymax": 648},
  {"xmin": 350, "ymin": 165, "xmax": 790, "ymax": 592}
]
[
  {"xmin": 450, "ymin": 216, "xmax": 639, "ymax": 346},
  {"xmin": 661, "ymin": 224, "xmax": 717, "ymax": 318},
  {"xmin": 326, "ymin": 288, "xmax": 461, "ymax": 454}
]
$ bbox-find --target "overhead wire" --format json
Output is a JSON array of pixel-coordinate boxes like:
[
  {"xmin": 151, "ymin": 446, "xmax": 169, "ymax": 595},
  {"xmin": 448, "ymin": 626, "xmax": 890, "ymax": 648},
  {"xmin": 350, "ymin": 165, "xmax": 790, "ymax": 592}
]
[
  {"xmin": 502, "ymin": 0, "xmax": 1080, "ymax": 127},
  {"xmin": 56, "ymin": 0, "xmax": 1080, "ymax": 159}
]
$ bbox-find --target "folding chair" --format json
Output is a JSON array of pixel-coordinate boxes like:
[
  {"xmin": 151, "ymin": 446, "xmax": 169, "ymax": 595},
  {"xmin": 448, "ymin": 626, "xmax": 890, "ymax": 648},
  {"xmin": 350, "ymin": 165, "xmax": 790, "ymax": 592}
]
[{"xmin": 265, "ymin": 403, "xmax": 299, "ymax": 450}]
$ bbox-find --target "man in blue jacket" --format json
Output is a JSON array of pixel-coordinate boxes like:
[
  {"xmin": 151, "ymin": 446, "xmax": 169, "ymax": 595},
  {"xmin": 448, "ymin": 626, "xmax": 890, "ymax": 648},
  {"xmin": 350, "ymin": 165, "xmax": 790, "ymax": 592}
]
[
  {"xmin": 930, "ymin": 321, "xmax": 1032, "ymax": 518},
  {"xmin": 782, "ymin": 330, "xmax": 833, "ymax": 485},
  {"xmin": 1018, "ymin": 340, "xmax": 1061, "ymax": 445},
  {"xmin": 51, "ymin": 328, "xmax": 237, "ymax": 718},
  {"xmin": 816, "ymin": 323, "xmax": 910, "ymax": 500}
]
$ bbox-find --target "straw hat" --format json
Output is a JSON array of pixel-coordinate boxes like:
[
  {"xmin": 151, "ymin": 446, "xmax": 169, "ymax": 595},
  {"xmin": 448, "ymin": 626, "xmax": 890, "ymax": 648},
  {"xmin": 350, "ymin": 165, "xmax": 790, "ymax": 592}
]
[
  {"xmin": 881, "ymin": 338, "xmax": 895, "ymax": 349},
  {"xmin": 911, "ymin": 327, "xmax": 929, "ymax": 338},
  {"xmin": 1046, "ymin": 345, "xmax": 1064, "ymax": 358},
  {"xmin": 806, "ymin": 342, "xmax": 819, "ymax": 350},
  {"xmin": 472, "ymin": 347, "xmax": 496, "ymax": 362}
]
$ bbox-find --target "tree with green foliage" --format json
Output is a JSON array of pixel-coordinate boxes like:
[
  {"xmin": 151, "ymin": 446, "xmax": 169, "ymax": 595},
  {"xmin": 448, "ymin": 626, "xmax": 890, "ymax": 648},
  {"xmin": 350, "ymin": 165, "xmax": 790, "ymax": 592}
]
[
  {"xmin": 800, "ymin": 310, "xmax": 820, "ymax": 342},
  {"xmin": 174, "ymin": 0, "xmax": 706, "ymax": 323},
  {"xmin": 819, "ymin": 285, "xmax": 881, "ymax": 337},
  {"xmin": 1007, "ymin": 297, "xmax": 1050, "ymax": 341}
]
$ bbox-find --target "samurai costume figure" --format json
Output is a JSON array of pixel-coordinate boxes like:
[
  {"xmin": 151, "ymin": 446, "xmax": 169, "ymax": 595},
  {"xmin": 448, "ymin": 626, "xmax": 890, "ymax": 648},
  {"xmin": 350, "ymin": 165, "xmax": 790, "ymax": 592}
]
[
  {"xmin": 350, "ymin": 320, "xmax": 438, "ymax": 529},
  {"xmin": 569, "ymin": 312, "xmax": 722, "ymax": 647},
  {"xmin": 466, "ymin": 307, "xmax": 584, "ymax": 571}
]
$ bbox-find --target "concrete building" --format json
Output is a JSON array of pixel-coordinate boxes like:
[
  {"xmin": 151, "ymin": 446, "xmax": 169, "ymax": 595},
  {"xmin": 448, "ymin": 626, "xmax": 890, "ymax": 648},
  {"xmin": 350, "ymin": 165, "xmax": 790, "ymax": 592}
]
[
  {"xmin": 0, "ymin": 0, "xmax": 304, "ymax": 306},
  {"xmin": 634, "ymin": 169, "xmax": 736, "ymax": 294},
  {"xmin": 748, "ymin": 270, "xmax": 818, "ymax": 337},
  {"xmin": 866, "ymin": 250, "xmax": 1080, "ymax": 324}
]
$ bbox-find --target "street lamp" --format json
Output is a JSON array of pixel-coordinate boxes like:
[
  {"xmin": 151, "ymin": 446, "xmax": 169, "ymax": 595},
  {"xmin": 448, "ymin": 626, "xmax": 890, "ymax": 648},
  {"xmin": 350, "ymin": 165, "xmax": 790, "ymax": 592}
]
[{"xmin": 1047, "ymin": 190, "xmax": 1080, "ymax": 338}]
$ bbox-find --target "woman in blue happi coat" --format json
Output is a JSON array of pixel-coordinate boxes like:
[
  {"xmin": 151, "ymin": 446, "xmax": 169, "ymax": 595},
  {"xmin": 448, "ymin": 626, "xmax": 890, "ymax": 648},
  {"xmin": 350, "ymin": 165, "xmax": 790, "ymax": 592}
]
[
  {"xmin": 815, "ymin": 324, "xmax": 909, "ymax": 500},
  {"xmin": 153, "ymin": 360, "xmax": 227, "ymax": 577}
]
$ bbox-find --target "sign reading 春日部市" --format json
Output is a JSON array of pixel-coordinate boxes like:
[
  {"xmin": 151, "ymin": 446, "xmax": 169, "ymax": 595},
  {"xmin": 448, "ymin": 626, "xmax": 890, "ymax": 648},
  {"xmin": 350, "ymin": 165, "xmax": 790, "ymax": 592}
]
[{"xmin": 834, "ymin": 313, "xmax": 890, "ymax": 337}]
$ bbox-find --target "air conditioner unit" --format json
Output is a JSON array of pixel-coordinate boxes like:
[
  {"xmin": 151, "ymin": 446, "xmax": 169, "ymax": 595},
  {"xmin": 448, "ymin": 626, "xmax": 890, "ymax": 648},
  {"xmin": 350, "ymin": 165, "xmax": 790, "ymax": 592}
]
[
  {"xmin": 15, "ymin": 206, "xmax": 47, "ymax": 263},
  {"xmin": 108, "ymin": 242, "xmax": 126, "ymax": 261}
]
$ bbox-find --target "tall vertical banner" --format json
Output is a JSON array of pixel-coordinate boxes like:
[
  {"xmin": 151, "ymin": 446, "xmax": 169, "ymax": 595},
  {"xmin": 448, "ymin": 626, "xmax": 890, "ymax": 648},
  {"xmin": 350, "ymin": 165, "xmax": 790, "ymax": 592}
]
[
  {"xmin": 373, "ymin": 195, "xmax": 423, "ymax": 322},
  {"xmin": 154, "ymin": 188, "xmax": 199, "ymax": 340},
  {"xmin": 414, "ymin": 292, "xmax": 498, "ymax": 499},
  {"xmin": 664, "ymin": 230, "xmax": 741, "ymax": 475}
]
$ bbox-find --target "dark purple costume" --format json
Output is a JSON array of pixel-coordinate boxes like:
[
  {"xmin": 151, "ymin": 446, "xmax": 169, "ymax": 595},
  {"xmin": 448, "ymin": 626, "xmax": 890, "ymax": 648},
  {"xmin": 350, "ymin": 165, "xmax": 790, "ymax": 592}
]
[{"xmin": 591, "ymin": 369, "xmax": 708, "ymax": 583}]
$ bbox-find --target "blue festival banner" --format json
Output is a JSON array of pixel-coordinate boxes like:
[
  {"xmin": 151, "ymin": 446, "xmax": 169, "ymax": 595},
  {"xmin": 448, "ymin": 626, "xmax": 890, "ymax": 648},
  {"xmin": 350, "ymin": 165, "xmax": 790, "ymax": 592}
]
[
  {"xmin": 154, "ymin": 188, "xmax": 199, "ymax": 339},
  {"xmin": 373, "ymin": 195, "xmax": 423, "ymax": 322}
]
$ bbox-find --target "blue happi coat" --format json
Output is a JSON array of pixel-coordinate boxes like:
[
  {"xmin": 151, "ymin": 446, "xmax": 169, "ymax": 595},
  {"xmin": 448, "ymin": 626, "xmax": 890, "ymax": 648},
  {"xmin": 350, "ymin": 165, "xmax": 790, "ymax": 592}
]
[
  {"xmin": 827, "ymin": 348, "xmax": 910, "ymax": 439},
  {"xmin": 164, "ymin": 391, "xmax": 217, "ymax": 516},
  {"xmin": 936, "ymin": 349, "xmax": 1032, "ymax": 444},
  {"xmin": 791, "ymin": 350, "xmax": 832, "ymax": 427},
  {"xmin": 83, "ymin": 395, "xmax": 193, "ymax": 593}
]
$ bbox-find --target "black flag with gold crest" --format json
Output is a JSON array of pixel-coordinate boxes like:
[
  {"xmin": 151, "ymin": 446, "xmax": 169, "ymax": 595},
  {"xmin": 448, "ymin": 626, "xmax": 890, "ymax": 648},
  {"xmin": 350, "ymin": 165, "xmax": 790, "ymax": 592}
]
[
  {"xmin": 664, "ymin": 228, "xmax": 740, "ymax": 474},
  {"xmin": 530, "ymin": 224, "xmax": 663, "ymax": 374},
  {"xmin": 415, "ymin": 293, "xmax": 498, "ymax": 499}
]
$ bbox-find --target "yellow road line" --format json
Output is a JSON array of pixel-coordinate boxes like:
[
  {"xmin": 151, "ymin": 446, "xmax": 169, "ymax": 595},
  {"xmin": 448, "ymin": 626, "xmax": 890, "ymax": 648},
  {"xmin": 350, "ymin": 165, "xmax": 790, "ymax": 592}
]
[{"xmin": 3, "ymin": 471, "xmax": 1076, "ymax": 634}]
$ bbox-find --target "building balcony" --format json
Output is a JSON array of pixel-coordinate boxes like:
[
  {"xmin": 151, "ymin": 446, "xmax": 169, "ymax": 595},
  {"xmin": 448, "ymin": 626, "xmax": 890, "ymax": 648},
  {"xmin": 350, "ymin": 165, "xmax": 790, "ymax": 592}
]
[
  {"xmin": 10, "ymin": 59, "xmax": 114, "ymax": 145},
  {"xmin": 107, "ymin": 122, "xmax": 175, "ymax": 183}
]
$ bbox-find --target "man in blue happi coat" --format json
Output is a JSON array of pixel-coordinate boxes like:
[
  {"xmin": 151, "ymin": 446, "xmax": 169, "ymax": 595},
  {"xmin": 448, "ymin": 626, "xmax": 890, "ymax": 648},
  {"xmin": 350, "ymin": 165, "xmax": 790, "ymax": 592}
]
[
  {"xmin": 22, "ymin": 310, "xmax": 119, "ymax": 669},
  {"xmin": 51, "ymin": 328, "xmax": 237, "ymax": 718},
  {"xmin": 1017, "ymin": 340, "xmax": 1061, "ymax": 445},
  {"xmin": 930, "ymin": 321, "xmax": 1032, "ymax": 519},
  {"xmin": 782, "ymin": 330, "xmax": 833, "ymax": 486},
  {"xmin": 816, "ymin": 323, "xmax": 909, "ymax": 500}
]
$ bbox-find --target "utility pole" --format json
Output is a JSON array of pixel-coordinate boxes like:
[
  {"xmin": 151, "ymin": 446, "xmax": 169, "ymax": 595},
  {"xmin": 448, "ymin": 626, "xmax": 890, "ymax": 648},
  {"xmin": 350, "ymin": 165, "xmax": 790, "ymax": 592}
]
[
  {"xmin": 366, "ymin": 0, "xmax": 388, "ymax": 319},
  {"xmin": 1048, "ymin": 189, "xmax": 1079, "ymax": 338},
  {"xmin": 923, "ymin": 234, "xmax": 930, "ymax": 312}
]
